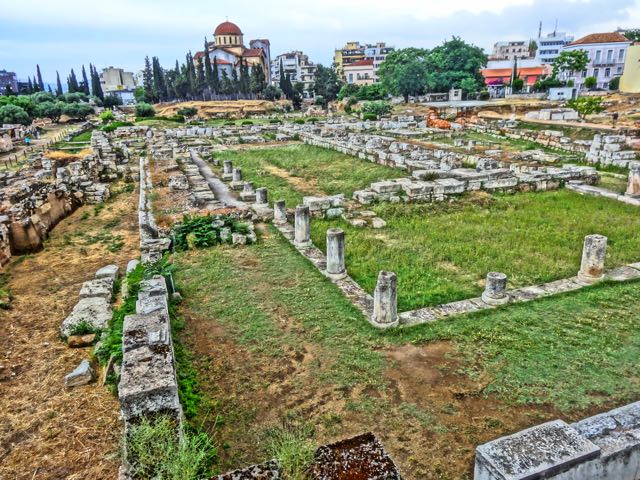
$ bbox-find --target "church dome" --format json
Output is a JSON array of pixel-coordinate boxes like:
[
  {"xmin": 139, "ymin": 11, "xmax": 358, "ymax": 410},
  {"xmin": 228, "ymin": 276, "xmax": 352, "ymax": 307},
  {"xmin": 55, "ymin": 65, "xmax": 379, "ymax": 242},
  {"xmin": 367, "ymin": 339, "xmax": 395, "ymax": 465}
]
[{"xmin": 214, "ymin": 21, "xmax": 243, "ymax": 36}]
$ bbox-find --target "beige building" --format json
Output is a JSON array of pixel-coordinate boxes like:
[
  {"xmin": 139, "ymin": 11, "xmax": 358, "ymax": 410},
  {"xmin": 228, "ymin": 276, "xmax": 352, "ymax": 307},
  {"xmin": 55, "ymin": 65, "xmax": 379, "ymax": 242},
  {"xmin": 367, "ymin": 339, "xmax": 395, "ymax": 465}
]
[
  {"xmin": 343, "ymin": 59, "xmax": 376, "ymax": 85},
  {"xmin": 100, "ymin": 67, "xmax": 136, "ymax": 93},
  {"xmin": 491, "ymin": 41, "xmax": 534, "ymax": 61},
  {"xmin": 334, "ymin": 41, "xmax": 394, "ymax": 80},
  {"xmin": 620, "ymin": 43, "xmax": 640, "ymax": 93}
]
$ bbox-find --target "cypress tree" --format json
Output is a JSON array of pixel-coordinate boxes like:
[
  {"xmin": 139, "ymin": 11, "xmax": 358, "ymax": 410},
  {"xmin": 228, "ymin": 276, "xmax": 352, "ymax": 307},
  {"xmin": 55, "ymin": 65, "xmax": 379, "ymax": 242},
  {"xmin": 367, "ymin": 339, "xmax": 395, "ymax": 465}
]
[
  {"xmin": 220, "ymin": 69, "xmax": 232, "ymax": 95},
  {"xmin": 204, "ymin": 38, "xmax": 213, "ymax": 91},
  {"xmin": 81, "ymin": 65, "xmax": 91, "ymax": 95},
  {"xmin": 68, "ymin": 69, "xmax": 79, "ymax": 93},
  {"xmin": 185, "ymin": 52, "xmax": 196, "ymax": 98},
  {"xmin": 212, "ymin": 57, "xmax": 220, "ymax": 94},
  {"xmin": 143, "ymin": 56, "xmax": 155, "ymax": 101},
  {"xmin": 278, "ymin": 59, "xmax": 286, "ymax": 93},
  {"xmin": 195, "ymin": 54, "xmax": 205, "ymax": 95},
  {"xmin": 55, "ymin": 71, "xmax": 63, "ymax": 96},
  {"xmin": 36, "ymin": 64, "xmax": 45, "ymax": 91},
  {"xmin": 231, "ymin": 67, "xmax": 239, "ymax": 94},
  {"xmin": 27, "ymin": 77, "xmax": 34, "ymax": 94},
  {"xmin": 90, "ymin": 64, "xmax": 104, "ymax": 100},
  {"xmin": 151, "ymin": 56, "xmax": 168, "ymax": 102}
]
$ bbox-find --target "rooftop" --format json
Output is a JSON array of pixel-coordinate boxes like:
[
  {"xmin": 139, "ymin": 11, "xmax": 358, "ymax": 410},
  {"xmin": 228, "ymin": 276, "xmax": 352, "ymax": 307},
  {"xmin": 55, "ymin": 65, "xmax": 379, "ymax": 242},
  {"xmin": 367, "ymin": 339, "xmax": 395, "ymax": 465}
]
[{"xmin": 567, "ymin": 32, "xmax": 630, "ymax": 46}]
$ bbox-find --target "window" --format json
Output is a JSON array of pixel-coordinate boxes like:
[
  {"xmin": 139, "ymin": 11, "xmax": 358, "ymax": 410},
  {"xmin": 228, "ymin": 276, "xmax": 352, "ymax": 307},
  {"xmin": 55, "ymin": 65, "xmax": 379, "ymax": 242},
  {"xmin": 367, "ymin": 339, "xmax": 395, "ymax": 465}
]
[
  {"xmin": 348, "ymin": 73, "xmax": 353, "ymax": 83},
  {"xmin": 582, "ymin": 70, "xmax": 588, "ymax": 77},
  {"xmin": 607, "ymin": 50, "xmax": 613, "ymax": 62},
  {"xmin": 617, "ymin": 66, "xmax": 623, "ymax": 74},
  {"xmin": 605, "ymin": 67, "xmax": 610, "ymax": 78},
  {"xmin": 593, "ymin": 68, "xmax": 600, "ymax": 78},
  {"xmin": 619, "ymin": 50, "xmax": 625, "ymax": 62},
  {"xmin": 595, "ymin": 50, "xmax": 601, "ymax": 62}
]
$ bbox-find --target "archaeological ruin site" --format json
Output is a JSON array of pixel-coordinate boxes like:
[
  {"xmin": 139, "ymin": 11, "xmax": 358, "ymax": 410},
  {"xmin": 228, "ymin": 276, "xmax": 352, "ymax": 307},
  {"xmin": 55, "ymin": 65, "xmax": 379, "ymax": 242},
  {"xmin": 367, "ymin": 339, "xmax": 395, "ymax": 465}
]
[{"xmin": 2, "ymin": 101, "xmax": 640, "ymax": 480}]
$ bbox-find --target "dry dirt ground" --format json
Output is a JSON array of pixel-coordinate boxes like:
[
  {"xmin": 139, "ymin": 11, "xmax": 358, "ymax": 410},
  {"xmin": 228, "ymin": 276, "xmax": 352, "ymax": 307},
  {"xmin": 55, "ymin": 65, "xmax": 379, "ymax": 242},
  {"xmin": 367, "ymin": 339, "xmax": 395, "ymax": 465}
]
[{"xmin": 0, "ymin": 186, "xmax": 139, "ymax": 479}]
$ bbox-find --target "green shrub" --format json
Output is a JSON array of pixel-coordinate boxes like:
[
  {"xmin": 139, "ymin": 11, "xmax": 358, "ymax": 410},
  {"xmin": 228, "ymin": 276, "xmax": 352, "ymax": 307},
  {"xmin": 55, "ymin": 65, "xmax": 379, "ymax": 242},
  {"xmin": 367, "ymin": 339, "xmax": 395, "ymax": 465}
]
[
  {"xmin": 361, "ymin": 100, "xmax": 392, "ymax": 117},
  {"xmin": 270, "ymin": 119, "xmax": 282, "ymax": 124},
  {"xmin": 225, "ymin": 121, "xmax": 236, "ymax": 126},
  {"xmin": 177, "ymin": 107, "xmax": 198, "ymax": 117},
  {"xmin": 135, "ymin": 103, "xmax": 155, "ymax": 118},
  {"xmin": 126, "ymin": 416, "xmax": 215, "ymax": 480},
  {"xmin": 479, "ymin": 90, "xmax": 490, "ymax": 100},
  {"xmin": 362, "ymin": 112, "xmax": 377, "ymax": 121},
  {"xmin": 294, "ymin": 118, "xmax": 305, "ymax": 124},
  {"xmin": 68, "ymin": 321, "xmax": 100, "ymax": 337},
  {"xmin": 306, "ymin": 117, "xmax": 319, "ymax": 124},
  {"xmin": 241, "ymin": 120, "xmax": 254, "ymax": 125},
  {"xmin": 99, "ymin": 110, "xmax": 114, "ymax": 124},
  {"xmin": 102, "ymin": 121, "xmax": 134, "ymax": 133},
  {"xmin": 172, "ymin": 215, "xmax": 255, "ymax": 251}
]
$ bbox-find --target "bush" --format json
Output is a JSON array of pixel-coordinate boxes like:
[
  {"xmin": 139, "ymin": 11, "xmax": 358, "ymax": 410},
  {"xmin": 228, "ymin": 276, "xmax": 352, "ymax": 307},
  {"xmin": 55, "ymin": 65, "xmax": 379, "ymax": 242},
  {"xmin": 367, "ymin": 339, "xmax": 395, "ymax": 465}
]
[
  {"xmin": 241, "ymin": 120, "xmax": 253, "ymax": 125},
  {"xmin": 584, "ymin": 76, "xmax": 598, "ymax": 90},
  {"xmin": 99, "ymin": 110, "xmax": 115, "ymax": 124},
  {"xmin": 568, "ymin": 96, "xmax": 604, "ymax": 119},
  {"xmin": 478, "ymin": 90, "xmax": 490, "ymax": 100},
  {"xmin": 314, "ymin": 95, "xmax": 325, "ymax": 107},
  {"xmin": 294, "ymin": 118, "xmax": 305, "ymax": 124},
  {"xmin": 269, "ymin": 119, "xmax": 282, "ymax": 124},
  {"xmin": 135, "ymin": 103, "xmax": 155, "ymax": 118},
  {"xmin": 177, "ymin": 107, "xmax": 198, "ymax": 117},
  {"xmin": 103, "ymin": 94, "xmax": 123, "ymax": 109},
  {"xmin": 361, "ymin": 100, "xmax": 392, "ymax": 118},
  {"xmin": 307, "ymin": 117, "xmax": 319, "ymax": 124},
  {"xmin": 102, "ymin": 121, "xmax": 134, "ymax": 133},
  {"xmin": 609, "ymin": 76, "xmax": 621, "ymax": 91},
  {"xmin": 172, "ymin": 215, "xmax": 255, "ymax": 251},
  {"xmin": 362, "ymin": 112, "xmax": 377, "ymax": 121}
]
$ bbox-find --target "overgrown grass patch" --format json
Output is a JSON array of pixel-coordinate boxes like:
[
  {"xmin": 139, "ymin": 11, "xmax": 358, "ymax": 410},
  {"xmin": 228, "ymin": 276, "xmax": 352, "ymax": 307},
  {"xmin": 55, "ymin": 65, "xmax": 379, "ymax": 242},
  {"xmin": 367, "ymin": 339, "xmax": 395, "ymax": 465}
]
[
  {"xmin": 311, "ymin": 190, "xmax": 640, "ymax": 310},
  {"xmin": 217, "ymin": 144, "xmax": 400, "ymax": 206}
]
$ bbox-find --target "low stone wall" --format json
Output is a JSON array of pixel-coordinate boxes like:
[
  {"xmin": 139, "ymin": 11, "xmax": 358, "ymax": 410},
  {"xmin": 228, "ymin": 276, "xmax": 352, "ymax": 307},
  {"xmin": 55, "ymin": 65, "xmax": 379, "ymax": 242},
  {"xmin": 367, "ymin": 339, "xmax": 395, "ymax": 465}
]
[
  {"xmin": 475, "ymin": 401, "xmax": 640, "ymax": 480},
  {"xmin": 353, "ymin": 165, "xmax": 599, "ymax": 205},
  {"xmin": 586, "ymin": 134, "xmax": 640, "ymax": 169},
  {"xmin": 468, "ymin": 122, "xmax": 592, "ymax": 155},
  {"xmin": 118, "ymin": 275, "xmax": 183, "ymax": 429}
]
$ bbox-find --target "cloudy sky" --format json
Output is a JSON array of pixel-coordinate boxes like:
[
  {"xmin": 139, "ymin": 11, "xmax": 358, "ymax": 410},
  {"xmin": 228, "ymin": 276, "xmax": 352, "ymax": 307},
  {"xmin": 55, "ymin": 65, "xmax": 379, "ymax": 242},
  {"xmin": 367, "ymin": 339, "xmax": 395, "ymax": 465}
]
[{"xmin": 1, "ymin": 0, "xmax": 639, "ymax": 82}]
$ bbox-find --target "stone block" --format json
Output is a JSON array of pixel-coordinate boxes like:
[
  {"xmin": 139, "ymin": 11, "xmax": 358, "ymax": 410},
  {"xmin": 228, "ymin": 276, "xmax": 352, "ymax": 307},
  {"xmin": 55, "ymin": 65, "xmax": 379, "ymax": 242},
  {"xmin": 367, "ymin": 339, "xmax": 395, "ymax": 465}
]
[
  {"xmin": 61, "ymin": 297, "xmax": 112, "ymax": 337},
  {"xmin": 95, "ymin": 264, "xmax": 119, "ymax": 281},
  {"xmin": 475, "ymin": 420, "xmax": 600, "ymax": 480},
  {"xmin": 65, "ymin": 359, "xmax": 94, "ymax": 387},
  {"xmin": 79, "ymin": 278, "xmax": 114, "ymax": 301}
]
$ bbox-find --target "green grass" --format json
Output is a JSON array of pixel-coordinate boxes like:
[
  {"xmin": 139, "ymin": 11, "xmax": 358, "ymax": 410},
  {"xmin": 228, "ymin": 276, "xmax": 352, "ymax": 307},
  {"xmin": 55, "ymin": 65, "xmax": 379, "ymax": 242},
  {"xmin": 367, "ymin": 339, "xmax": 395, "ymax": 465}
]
[
  {"xmin": 69, "ymin": 130, "xmax": 92, "ymax": 143},
  {"xmin": 310, "ymin": 190, "xmax": 640, "ymax": 311},
  {"xmin": 514, "ymin": 121, "xmax": 597, "ymax": 141},
  {"xmin": 126, "ymin": 416, "xmax": 215, "ymax": 480},
  {"xmin": 598, "ymin": 173, "xmax": 629, "ymax": 194},
  {"xmin": 264, "ymin": 417, "xmax": 316, "ymax": 480},
  {"xmin": 216, "ymin": 144, "xmax": 401, "ymax": 206},
  {"xmin": 174, "ymin": 226, "xmax": 640, "ymax": 411}
]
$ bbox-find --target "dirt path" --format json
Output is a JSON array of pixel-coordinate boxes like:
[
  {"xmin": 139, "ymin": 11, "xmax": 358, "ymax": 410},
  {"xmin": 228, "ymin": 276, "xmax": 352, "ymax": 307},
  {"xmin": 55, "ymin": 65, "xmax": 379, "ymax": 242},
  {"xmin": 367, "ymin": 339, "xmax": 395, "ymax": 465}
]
[
  {"xmin": 263, "ymin": 164, "xmax": 325, "ymax": 196},
  {"xmin": 0, "ymin": 187, "xmax": 139, "ymax": 479}
]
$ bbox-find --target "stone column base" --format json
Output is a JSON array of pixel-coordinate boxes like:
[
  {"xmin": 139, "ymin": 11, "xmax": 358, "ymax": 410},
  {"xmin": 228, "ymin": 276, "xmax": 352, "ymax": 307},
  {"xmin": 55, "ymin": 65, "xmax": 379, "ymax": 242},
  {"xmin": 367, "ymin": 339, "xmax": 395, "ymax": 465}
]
[
  {"xmin": 326, "ymin": 270, "xmax": 347, "ymax": 281},
  {"xmin": 371, "ymin": 317, "xmax": 400, "ymax": 329},
  {"xmin": 481, "ymin": 293, "xmax": 510, "ymax": 306}
]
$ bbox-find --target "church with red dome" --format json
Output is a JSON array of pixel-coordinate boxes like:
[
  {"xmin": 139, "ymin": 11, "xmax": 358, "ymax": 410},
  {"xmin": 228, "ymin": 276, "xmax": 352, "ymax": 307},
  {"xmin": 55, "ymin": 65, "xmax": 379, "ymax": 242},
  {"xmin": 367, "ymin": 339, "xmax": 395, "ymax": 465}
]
[{"xmin": 194, "ymin": 21, "xmax": 271, "ymax": 80}]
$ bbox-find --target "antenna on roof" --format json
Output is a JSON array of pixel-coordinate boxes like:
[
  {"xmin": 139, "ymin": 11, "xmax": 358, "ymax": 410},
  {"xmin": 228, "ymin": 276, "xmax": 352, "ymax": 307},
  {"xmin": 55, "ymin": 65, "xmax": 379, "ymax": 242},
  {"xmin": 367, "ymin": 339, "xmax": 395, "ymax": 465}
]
[
  {"xmin": 554, "ymin": 19, "xmax": 558, "ymax": 35},
  {"xmin": 538, "ymin": 21, "xmax": 542, "ymax": 39}
]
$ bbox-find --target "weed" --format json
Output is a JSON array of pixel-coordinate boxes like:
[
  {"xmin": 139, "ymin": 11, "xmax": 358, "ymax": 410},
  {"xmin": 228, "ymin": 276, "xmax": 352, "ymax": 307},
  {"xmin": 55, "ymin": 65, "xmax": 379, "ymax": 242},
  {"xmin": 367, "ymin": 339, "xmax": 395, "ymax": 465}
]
[
  {"xmin": 126, "ymin": 416, "xmax": 215, "ymax": 480},
  {"xmin": 68, "ymin": 321, "xmax": 100, "ymax": 337},
  {"xmin": 93, "ymin": 204, "xmax": 105, "ymax": 217},
  {"xmin": 264, "ymin": 416, "xmax": 316, "ymax": 480}
]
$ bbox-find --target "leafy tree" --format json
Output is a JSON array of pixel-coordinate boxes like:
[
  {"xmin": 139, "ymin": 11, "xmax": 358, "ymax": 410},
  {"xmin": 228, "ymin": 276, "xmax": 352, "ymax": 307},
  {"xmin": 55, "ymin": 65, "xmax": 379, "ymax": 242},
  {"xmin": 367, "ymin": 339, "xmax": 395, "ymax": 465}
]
[
  {"xmin": 152, "ymin": 56, "xmax": 168, "ymax": 102},
  {"xmin": 553, "ymin": 50, "xmax": 589, "ymax": 78},
  {"xmin": 63, "ymin": 92, "xmax": 88, "ymax": 103},
  {"xmin": 623, "ymin": 29, "xmax": 640, "ymax": 42},
  {"xmin": 36, "ymin": 64, "xmax": 45, "ymax": 91},
  {"xmin": 55, "ymin": 71, "xmax": 63, "ymax": 96},
  {"xmin": 81, "ymin": 65, "xmax": 91, "ymax": 95},
  {"xmin": 263, "ymin": 84, "xmax": 282, "ymax": 101},
  {"xmin": 424, "ymin": 37, "xmax": 487, "ymax": 93},
  {"xmin": 312, "ymin": 64, "xmax": 342, "ymax": 106},
  {"xmin": 62, "ymin": 102, "xmax": 94, "ymax": 120},
  {"xmin": 103, "ymin": 94, "xmax": 123, "ymax": 108},
  {"xmin": 99, "ymin": 110, "xmax": 115, "ymax": 124},
  {"xmin": 231, "ymin": 68, "xmax": 239, "ymax": 94},
  {"xmin": 338, "ymin": 83, "xmax": 360, "ymax": 100},
  {"xmin": 378, "ymin": 48, "xmax": 430, "ymax": 102},
  {"xmin": 609, "ymin": 76, "xmax": 621, "ymax": 91},
  {"xmin": 459, "ymin": 77, "xmax": 478, "ymax": 96},
  {"xmin": 533, "ymin": 76, "xmax": 564, "ymax": 92},
  {"xmin": 528, "ymin": 40, "xmax": 538, "ymax": 57},
  {"xmin": 568, "ymin": 96, "xmax": 604, "ymax": 119},
  {"xmin": 32, "ymin": 91, "xmax": 55, "ymax": 104},
  {"xmin": 134, "ymin": 86, "xmax": 147, "ymax": 103},
  {"xmin": 584, "ymin": 76, "xmax": 597, "ymax": 90},
  {"xmin": 0, "ymin": 104, "xmax": 30, "ymax": 125},
  {"xmin": 135, "ymin": 102, "xmax": 155, "ymax": 118},
  {"xmin": 291, "ymin": 82, "xmax": 305, "ymax": 110}
]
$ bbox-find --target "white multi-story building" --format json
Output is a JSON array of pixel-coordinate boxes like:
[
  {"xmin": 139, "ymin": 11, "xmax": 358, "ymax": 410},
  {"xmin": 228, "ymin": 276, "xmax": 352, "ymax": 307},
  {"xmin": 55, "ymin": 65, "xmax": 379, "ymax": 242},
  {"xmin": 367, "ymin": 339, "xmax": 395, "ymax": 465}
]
[
  {"xmin": 100, "ymin": 67, "xmax": 136, "ymax": 93},
  {"xmin": 561, "ymin": 32, "xmax": 632, "ymax": 90},
  {"xmin": 333, "ymin": 41, "xmax": 394, "ymax": 80},
  {"xmin": 536, "ymin": 31, "xmax": 574, "ymax": 64},
  {"xmin": 271, "ymin": 51, "xmax": 317, "ymax": 96},
  {"xmin": 491, "ymin": 41, "xmax": 533, "ymax": 61}
]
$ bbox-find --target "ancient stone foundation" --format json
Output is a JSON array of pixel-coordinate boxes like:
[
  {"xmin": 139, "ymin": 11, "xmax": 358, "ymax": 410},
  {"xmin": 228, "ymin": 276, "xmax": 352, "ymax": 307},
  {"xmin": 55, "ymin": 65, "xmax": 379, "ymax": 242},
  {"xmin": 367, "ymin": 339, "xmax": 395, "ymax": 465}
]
[{"xmin": 475, "ymin": 401, "xmax": 640, "ymax": 480}]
